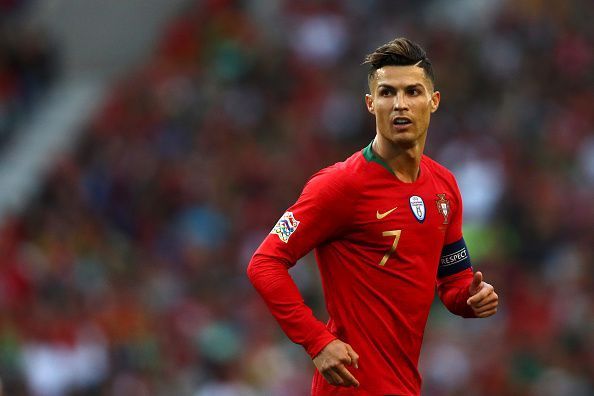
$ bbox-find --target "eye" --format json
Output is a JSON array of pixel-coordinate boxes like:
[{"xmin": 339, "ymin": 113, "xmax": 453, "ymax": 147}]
[
  {"xmin": 407, "ymin": 88, "xmax": 420, "ymax": 96},
  {"xmin": 379, "ymin": 88, "xmax": 392, "ymax": 97}
]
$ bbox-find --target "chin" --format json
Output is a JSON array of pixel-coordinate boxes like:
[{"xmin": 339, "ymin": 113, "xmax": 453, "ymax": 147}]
[{"xmin": 389, "ymin": 133, "xmax": 419, "ymax": 148}]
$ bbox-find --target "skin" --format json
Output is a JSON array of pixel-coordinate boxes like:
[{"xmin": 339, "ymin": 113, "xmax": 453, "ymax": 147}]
[
  {"xmin": 313, "ymin": 340, "xmax": 360, "ymax": 388},
  {"xmin": 313, "ymin": 63, "xmax": 499, "ymax": 388},
  {"xmin": 467, "ymin": 271, "xmax": 499, "ymax": 317},
  {"xmin": 365, "ymin": 64, "xmax": 440, "ymax": 183}
]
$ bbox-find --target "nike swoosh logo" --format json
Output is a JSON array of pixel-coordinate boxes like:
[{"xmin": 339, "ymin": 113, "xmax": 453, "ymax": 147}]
[{"xmin": 376, "ymin": 207, "xmax": 397, "ymax": 219}]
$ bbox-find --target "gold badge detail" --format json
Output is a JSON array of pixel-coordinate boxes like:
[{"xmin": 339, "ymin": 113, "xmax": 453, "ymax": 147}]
[
  {"xmin": 435, "ymin": 194, "xmax": 450, "ymax": 225},
  {"xmin": 376, "ymin": 207, "xmax": 397, "ymax": 220}
]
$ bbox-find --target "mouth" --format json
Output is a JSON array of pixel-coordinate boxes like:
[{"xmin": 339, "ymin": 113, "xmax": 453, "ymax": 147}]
[{"xmin": 392, "ymin": 116, "xmax": 412, "ymax": 128}]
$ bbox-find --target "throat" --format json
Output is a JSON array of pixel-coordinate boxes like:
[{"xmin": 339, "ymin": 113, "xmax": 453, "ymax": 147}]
[
  {"xmin": 371, "ymin": 138, "xmax": 423, "ymax": 183},
  {"xmin": 393, "ymin": 163, "xmax": 421, "ymax": 183}
]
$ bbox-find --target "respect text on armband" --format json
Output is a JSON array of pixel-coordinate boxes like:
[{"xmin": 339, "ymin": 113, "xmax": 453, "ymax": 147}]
[{"xmin": 440, "ymin": 248, "xmax": 468, "ymax": 267}]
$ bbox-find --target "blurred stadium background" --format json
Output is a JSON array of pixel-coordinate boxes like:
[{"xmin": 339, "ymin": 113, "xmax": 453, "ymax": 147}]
[{"xmin": 0, "ymin": 0, "xmax": 593, "ymax": 395}]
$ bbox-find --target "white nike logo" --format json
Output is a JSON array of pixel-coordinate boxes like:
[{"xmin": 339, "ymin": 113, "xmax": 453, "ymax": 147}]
[{"xmin": 376, "ymin": 207, "xmax": 397, "ymax": 219}]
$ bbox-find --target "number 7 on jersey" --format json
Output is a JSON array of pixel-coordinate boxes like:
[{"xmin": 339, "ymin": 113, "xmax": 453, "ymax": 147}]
[{"xmin": 379, "ymin": 230, "xmax": 402, "ymax": 266}]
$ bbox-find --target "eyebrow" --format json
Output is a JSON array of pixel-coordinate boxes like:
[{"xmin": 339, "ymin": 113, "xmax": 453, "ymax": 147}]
[{"xmin": 377, "ymin": 83, "xmax": 424, "ymax": 91}]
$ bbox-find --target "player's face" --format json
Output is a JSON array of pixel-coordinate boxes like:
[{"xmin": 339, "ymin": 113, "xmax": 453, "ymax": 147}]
[{"xmin": 365, "ymin": 65, "xmax": 440, "ymax": 149}]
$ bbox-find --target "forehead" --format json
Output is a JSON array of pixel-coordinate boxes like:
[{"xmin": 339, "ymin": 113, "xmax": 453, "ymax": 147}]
[{"xmin": 371, "ymin": 65, "xmax": 432, "ymax": 89}]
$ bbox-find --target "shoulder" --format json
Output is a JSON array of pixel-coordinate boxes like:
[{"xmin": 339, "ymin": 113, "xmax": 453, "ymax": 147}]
[
  {"xmin": 422, "ymin": 154, "xmax": 458, "ymax": 187},
  {"xmin": 303, "ymin": 151, "xmax": 365, "ymax": 198}
]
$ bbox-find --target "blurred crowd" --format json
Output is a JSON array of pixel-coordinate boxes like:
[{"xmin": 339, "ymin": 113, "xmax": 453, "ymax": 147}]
[
  {"xmin": 0, "ymin": 0, "xmax": 593, "ymax": 395},
  {"xmin": 0, "ymin": 0, "xmax": 57, "ymax": 151}
]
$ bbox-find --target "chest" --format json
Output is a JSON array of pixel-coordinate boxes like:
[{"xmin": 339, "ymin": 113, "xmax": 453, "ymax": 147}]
[{"xmin": 347, "ymin": 178, "xmax": 456, "ymax": 268}]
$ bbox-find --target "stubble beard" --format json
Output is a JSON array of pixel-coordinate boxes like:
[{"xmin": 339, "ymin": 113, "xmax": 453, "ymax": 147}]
[{"xmin": 382, "ymin": 125, "xmax": 425, "ymax": 151}]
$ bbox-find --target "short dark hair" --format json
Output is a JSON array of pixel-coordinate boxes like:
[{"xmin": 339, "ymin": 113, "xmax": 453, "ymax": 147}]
[{"xmin": 363, "ymin": 37, "xmax": 435, "ymax": 88}]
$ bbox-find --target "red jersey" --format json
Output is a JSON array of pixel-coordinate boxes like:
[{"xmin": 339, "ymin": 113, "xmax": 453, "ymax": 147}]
[{"xmin": 248, "ymin": 142, "xmax": 475, "ymax": 395}]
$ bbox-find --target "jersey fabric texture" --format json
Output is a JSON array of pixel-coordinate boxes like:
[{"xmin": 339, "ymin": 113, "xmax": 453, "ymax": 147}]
[{"xmin": 248, "ymin": 142, "xmax": 475, "ymax": 395}]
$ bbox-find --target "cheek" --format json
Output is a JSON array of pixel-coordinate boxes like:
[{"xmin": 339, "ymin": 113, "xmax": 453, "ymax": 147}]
[
  {"xmin": 375, "ymin": 103, "xmax": 391, "ymax": 118},
  {"xmin": 413, "ymin": 107, "xmax": 431, "ymax": 128},
  {"xmin": 416, "ymin": 102, "xmax": 432, "ymax": 117}
]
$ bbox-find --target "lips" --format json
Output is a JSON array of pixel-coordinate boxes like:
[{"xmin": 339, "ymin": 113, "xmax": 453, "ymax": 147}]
[{"xmin": 392, "ymin": 116, "xmax": 412, "ymax": 126}]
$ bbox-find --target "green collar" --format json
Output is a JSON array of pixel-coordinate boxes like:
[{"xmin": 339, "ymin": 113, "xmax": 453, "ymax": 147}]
[{"xmin": 362, "ymin": 140, "xmax": 394, "ymax": 175}]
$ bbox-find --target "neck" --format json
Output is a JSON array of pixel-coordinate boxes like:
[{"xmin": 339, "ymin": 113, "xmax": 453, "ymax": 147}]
[{"xmin": 372, "ymin": 135, "xmax": 425, "ymax": 183}]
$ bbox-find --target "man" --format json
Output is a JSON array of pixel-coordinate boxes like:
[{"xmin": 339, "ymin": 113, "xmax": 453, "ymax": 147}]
[{"xmin": 247, "ymin": 37, "xmax": 498, "ymax": 395}]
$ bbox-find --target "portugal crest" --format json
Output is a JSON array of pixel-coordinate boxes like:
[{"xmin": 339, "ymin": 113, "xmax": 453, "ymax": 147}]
[{"xmin": 435, "ymin": 194, "xmax": 450, "ymax": 224}]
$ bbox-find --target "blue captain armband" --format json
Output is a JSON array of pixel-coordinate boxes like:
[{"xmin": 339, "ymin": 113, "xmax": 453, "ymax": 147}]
[{"xmin": 438, "ymin": 238, "xmax": 472, "ymax": 278}]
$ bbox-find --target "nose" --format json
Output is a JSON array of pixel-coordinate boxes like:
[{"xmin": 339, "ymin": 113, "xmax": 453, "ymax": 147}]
[{"xmin": 394, "ymin": 92, "xmax": 408, "ymax": 111}]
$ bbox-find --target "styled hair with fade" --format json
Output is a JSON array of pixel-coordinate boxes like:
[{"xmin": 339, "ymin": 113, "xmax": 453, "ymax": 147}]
[{"xmin": 363, "ymin": 37, "xmax": 435, "ymax": 88}]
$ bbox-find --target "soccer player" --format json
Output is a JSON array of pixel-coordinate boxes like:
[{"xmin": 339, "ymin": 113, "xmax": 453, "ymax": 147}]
[{"xmin": 247, "ymin": 37, "xmax": 499, "ymax": 395}]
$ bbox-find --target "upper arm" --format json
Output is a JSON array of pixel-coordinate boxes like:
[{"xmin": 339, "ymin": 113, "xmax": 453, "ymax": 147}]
[
  {"xmin": 253, "ymin": 167, "xmax": 356, "ymax": 266},
  {"xmin": 444, "ymin": 172, "xmax": 463, "ymax": 245},
  {"xmin": 438, "ymin": 172, "xmax": 472, "ymax": 279}
]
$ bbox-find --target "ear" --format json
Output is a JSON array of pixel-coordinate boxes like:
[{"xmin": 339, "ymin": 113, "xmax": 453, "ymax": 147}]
[
  {"xmin": 430, "ymin": 90, "xmax": 440, "ymax": 113},
  {"xmin": 365, "ymin": 94, "xmax": 374, "ymax": 114}
]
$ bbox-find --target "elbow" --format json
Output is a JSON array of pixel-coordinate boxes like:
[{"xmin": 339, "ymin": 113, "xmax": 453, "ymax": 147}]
[
  {"xmin": 247, "ymin": 253, "xmax": 292, "ymax": 291},
  {"xmin": 246, "ymin": 256, "xmax": 258, "ymax": 285},
  {"xmin": 246, "ymin": 253, "xmax": 283, "ymax": 283}
]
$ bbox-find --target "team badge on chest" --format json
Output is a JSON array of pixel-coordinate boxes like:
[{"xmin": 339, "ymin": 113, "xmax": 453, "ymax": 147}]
[
  {"xmin": 409, "ymin": 195, "xmax": 426, "ymax": 223},
  {"xmin": 435, "ymin": 194, "xmax": 450, "ymax": 224}
]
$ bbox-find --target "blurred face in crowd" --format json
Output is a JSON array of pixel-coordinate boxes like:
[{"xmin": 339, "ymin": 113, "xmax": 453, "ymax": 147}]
[{"xmin": 365, "ymin": 65, "xmax": 440, "ymax": 149}]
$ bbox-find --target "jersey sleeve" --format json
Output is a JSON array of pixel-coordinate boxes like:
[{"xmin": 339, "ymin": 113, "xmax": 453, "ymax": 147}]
[
  {"xmin": 258, "ymin": 165, "xmax": 356, "ymax": 262},
  {"xmin": 443, "ymin": 172, "xmax": 464, "ymax": 246},
  {"xmin": 436, "ymin": 172, "xmax": 476, "ymax": 318},
  {"xmin": 247, "ymin": 166, "xmax": 356, "ymax": 357}
]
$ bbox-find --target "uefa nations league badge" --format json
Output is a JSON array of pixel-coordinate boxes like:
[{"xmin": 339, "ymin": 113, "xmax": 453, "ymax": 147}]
[{"xmin": 409, "ymin": 195, "xmax": 426, "ymax": 223}]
